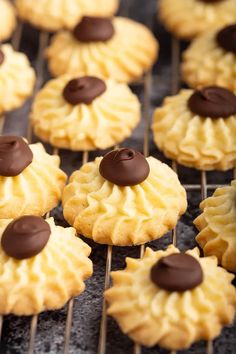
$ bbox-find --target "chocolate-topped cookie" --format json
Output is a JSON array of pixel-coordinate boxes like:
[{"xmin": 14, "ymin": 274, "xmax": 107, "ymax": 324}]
[
  {"xmin": 99, "ymin": 148, "xmax": 150, "ymax": 186},
  {"xmin": 31, "ymin": 75, "xmax": 141, "ymax": 151},
  {"xmin": 0, "ymin": 44, "xmax": 36, "ymax": 114},
  {"xmin": 188, "ymin": 86, "xmax": 236, "ymax": 118},
  {"xmin": 182, "ymin": 24, "xmax": 236, "ymax": 92},
  {"xmin": 1, "ymin": 216, "xmax": 51, "ymax": 260},
  {"xmin": 63, "ymin": 76, "xmax": 106, "ymax": 105},
  {"xmin": 63, "ymin": 154, "xmax": 187, "ymax": 246},
  {"xmin": 0, "ymin": 141, "xmax": 67, "ymax": 220},
  {"xmin": 151, "ymin": 253, "xmax": 203, "ymax": 291},
  {"xmin": 46, "ymin": 17, "xmax": 158, "ymax": 83},
  {"xmin": 159, "ymin": 0, "xmax": 236, "ymax": 40},
  {"xmin": 0, "ymin": 136, "xmax": 33, "ymax": 177},
  {"xmin": 216, "ymin": 24, "xmax": 236, "ymax": 54},
  {"xmin": 152, "ymin": 88, "xmax": 236, "ymax": 170},
  {"xmin": 73, "ymin": 16, "xmax": 115, "ymax": 42},
  {"xmin": 0, "ymin": 217, "xmax": 93, "ymax": 315},
  {"xmin": 105, "ymin": 245, "xmax": 236, "ymax": 350}
]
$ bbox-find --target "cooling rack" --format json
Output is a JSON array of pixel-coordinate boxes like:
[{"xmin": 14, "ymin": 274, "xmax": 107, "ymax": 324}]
[{"xmin": 0, "ymin": 1, "xmax": 235, "ymax": 353}]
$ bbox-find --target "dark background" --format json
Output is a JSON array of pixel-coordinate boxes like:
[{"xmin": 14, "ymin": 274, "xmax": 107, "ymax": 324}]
[{"xmin": 1, "ymin": 0, "xmax": 235, "ymax": 353}]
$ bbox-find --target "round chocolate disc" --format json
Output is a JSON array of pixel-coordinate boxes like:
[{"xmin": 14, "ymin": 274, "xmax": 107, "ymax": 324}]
[
  {"xmin": 0, "ymin": 49, "xmax": 5, "ymax": 65},
  {"xmin": 1, "ymin": 216, "xmax": 51, "ymax": 260},
  {"xmin": 63, "ymin": 76, "xmax": 106, "ymax": 105},
  {"xmin": 188, "ymin": 86, "xmax": 236, "ymax": 118},
  {"xmin": 99, "ymin": 148, "xmax": 150, "ymax": 186},
  {"xmin": 216, "ymin": 24, "xmax": 236, "ymax": 54},
  {"xmin": 0, "ymin": 136, "xmax": 33, "ymax": 177},
  {"xmin": 73, "ymin": 16, "xmax": 115, "ymax": 42},
  {"xmin": 150, "ymin": 253, "xmax": 203, "ymax": 292}
]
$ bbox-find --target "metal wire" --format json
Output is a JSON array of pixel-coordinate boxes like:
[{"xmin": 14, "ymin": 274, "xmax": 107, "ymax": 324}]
[
  {"xmin": 63, "ymin": 150, "xmax": 89, "ymax": 354},
  {"xmin": 98, "ymin": 245, "xmax": 113, "ymax": 354},
  {"xmin": 0, "ymin": 116, "xmax": 4, "ymax": 135},
  {"xmin": 11, "ymin": 22, "xmax": 23, "ymax": 51},
  {"xmin": 0, "ymin": 315, "xmax": 3, "ymax": 341},
  {"xmin": 28, "ymin": 315, "xmax": 38, "ymax": 354}
]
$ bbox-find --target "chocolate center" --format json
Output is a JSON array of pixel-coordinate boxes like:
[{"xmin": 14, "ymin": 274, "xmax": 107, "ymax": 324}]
[
  {"xmin": 188, "ymin": 86, "xmax": 236, "ymax": 118},
  {"xmin": 73, "ymin": 16, "xmax": 115, "ymax": 42},
  {"xmin": 63, "ymin": 76, "xmax": 106, "ymax": 105},
  {"xmin": 1, "ymin": 216, "xmax": 51, "ymax": 260},
  {"xmin": 0, "ymin": 49, "xmax": 5, "ymax": 65},
  {"xmin": 216, "ymin": 24, "xmax": 236, "ymax": 54},
  {"xmin": 99, "ymin": 148, "xmax": 150, "ymax": 186},
  {"xmin": 150, "ymin": 253, "xmax": 203, "ymax": 292},
  {"xmin": 0, "ymin": 136, "xmax": 33, "ymax": 177}
]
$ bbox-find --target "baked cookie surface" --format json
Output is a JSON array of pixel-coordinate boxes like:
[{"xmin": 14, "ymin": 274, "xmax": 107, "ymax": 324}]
[
  {"xmin": 182, "ymin": 24, "xmax": 236, "ymax": 91},
  {"xmin": 31, "ymin": 75, "xmax": 141, "ymax": 151},
  {"xmin": 0, "ymin": 0, "xmax": 16, "ymax": 41},
  {"xmin": 194, "ymin": 180, "xmax": 236, "ymax": 272},
  {"xmin": 0, "ymin": 216, "xmax": 92, "ymax": 315},
  {"xmin": 15, "ymin": 0, "xmax": 119, "ymax": 31},
  {"xmin": 159, "ymin": 0, "xmax": 236, "ymax": 40},
  {"xmin": 152, "ymin": 87, "xmax": 236, "ymax": 170},
  {"xmin": 62, "ymin": 148, "xmax": 187, "ymax": 246},
  {"xmin": 0, "ymin": 136, "xmax": 67, "ymax": 219},
  {"xmin": 105, "ymin": 244, "xmax": 236, "ymax": 350},
  {"xmin": 0, "ymin": 44, "xmax": 35, "ymax": 113},
  {"xmin": 46, "ymin": 16, "xmax": 158, "ymax": 83}
]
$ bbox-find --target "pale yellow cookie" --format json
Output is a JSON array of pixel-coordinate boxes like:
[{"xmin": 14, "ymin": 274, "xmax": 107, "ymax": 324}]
[
  {"xmin": 62, "ymin": 155, "xmax": 187, "ymax": 246},
  {"xmin": 194, "ymin": 180, "xmax": 236, "ymax": 272},
  {"xmin": 46, "ymin": 17, "xmax": 158, "ymax": 83},
  {"xmin": 0, "ymin": 44, "xmax": 36, "ymax": 113},
  {"xmin": 31, "ymin": 75, "xmax": 141, "ymax": 151},
  {"xmin": 0, "ymin": 217, "xmax": 93, "ymax": 315},
  {"xmin": 15, "ymin": 0, "xmax": 119, "ymax": 32},
  {"xmin": 105, "ymin": 245, "xmax": 236, "ymax": 350},
  {"xmin": 152, "ymin": 89, "xmax": 236, "ymax": 170},
  {"xmin": 182, "ymin": 28, "xmax": 236, "ymax": 92},
  {"xmin": 0, "ymin": 0, "xmax": 16, "ymax": 41},
  {"xmin": 0, "ymin": 142, "xmax": 67, "ymax": 219},
  {"xmin": 159, "ymin": 0, "xmax": 236, "ymax": 40}
]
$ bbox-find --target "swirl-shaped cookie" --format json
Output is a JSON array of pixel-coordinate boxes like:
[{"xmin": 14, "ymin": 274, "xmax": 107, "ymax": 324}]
[
  {"xmin": 0, "ymin": 217, "xmax": 92, "ymax": 315},
  {"xmin": 152, "ymin": 88, "xmax": 236, "ymax": 170},
  {"xmin": 159, "ymin": 0, "xmax": 236, "ymax": 40},
  {"xmin": 15, "ymin": 0, "xmax": 119, "ymax": 32},
  {"xmin": 194, "ymin": 180, "xmax": 236, "ymax": 272},
  {"xmin": 46, "ymin": 17, "xmax": 158, "ymax": 83},
  {"xmin": 31, "ymin": 75, "xmax": 141, "ymax": 151},
  {"xmin": 62, "ymin": 153, "xmax": 187, "ymax": 246},
  {"xmin": 0, "ymin": 0, "xmax": 16, "ymax": 41},
  {"xmin": 105, "ymin": 245, "xmax": 236, "ymax": 350},
  {"xmin": 0, "ymin": 44, "xmax": 35, "ymax": 113},
  {"xmin": 182, "ymin": 26, "xmax": 236, "ymax": 92},
  {"xmin": 0, "ymin": 139, "xmax": 67, "ymax": 219}
]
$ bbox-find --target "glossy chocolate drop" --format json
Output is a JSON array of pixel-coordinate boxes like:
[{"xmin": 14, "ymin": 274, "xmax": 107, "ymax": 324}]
[
  {"xmin": 1, "ymin": 216, "xmax": 51, "ymax": 260},
  {"xmin": 0, "ymin": 136, "xmax": 33, "ymax": 177},
  {"xmin": 99, "ymin": 148, "xmax": 150, "ymax": 186},
  {"xmin": 188, "ymin": 86, "xmax": 236, "ymax": 118},
  {"xmin": 63, "ymin": 76, "xmax": 106, "ymax": 105},
  {"xmin": 0, "ymin": 49, "xmax": 5, "ymax": 65},
  {"xmin": 73, "ymin": 16, "xmax": 115, "ymax": 42},
  {"xmin": 216, "ymin": 24, "xmax": 236, "ymax": 54},
  {"xmin": 150, "ymin": 253, "xmax": 203, "ymax": 292}
]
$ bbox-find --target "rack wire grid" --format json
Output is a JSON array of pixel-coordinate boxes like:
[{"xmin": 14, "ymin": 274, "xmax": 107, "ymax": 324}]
[{"xmin": 0, "ymin": 1, "xmax": 235, "ymax": 354}]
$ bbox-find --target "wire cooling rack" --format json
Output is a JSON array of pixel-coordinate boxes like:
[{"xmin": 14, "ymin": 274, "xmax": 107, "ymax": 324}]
[{"xmin": 0, "ymin": 1, "xmax": 235, "ymax": 354}]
